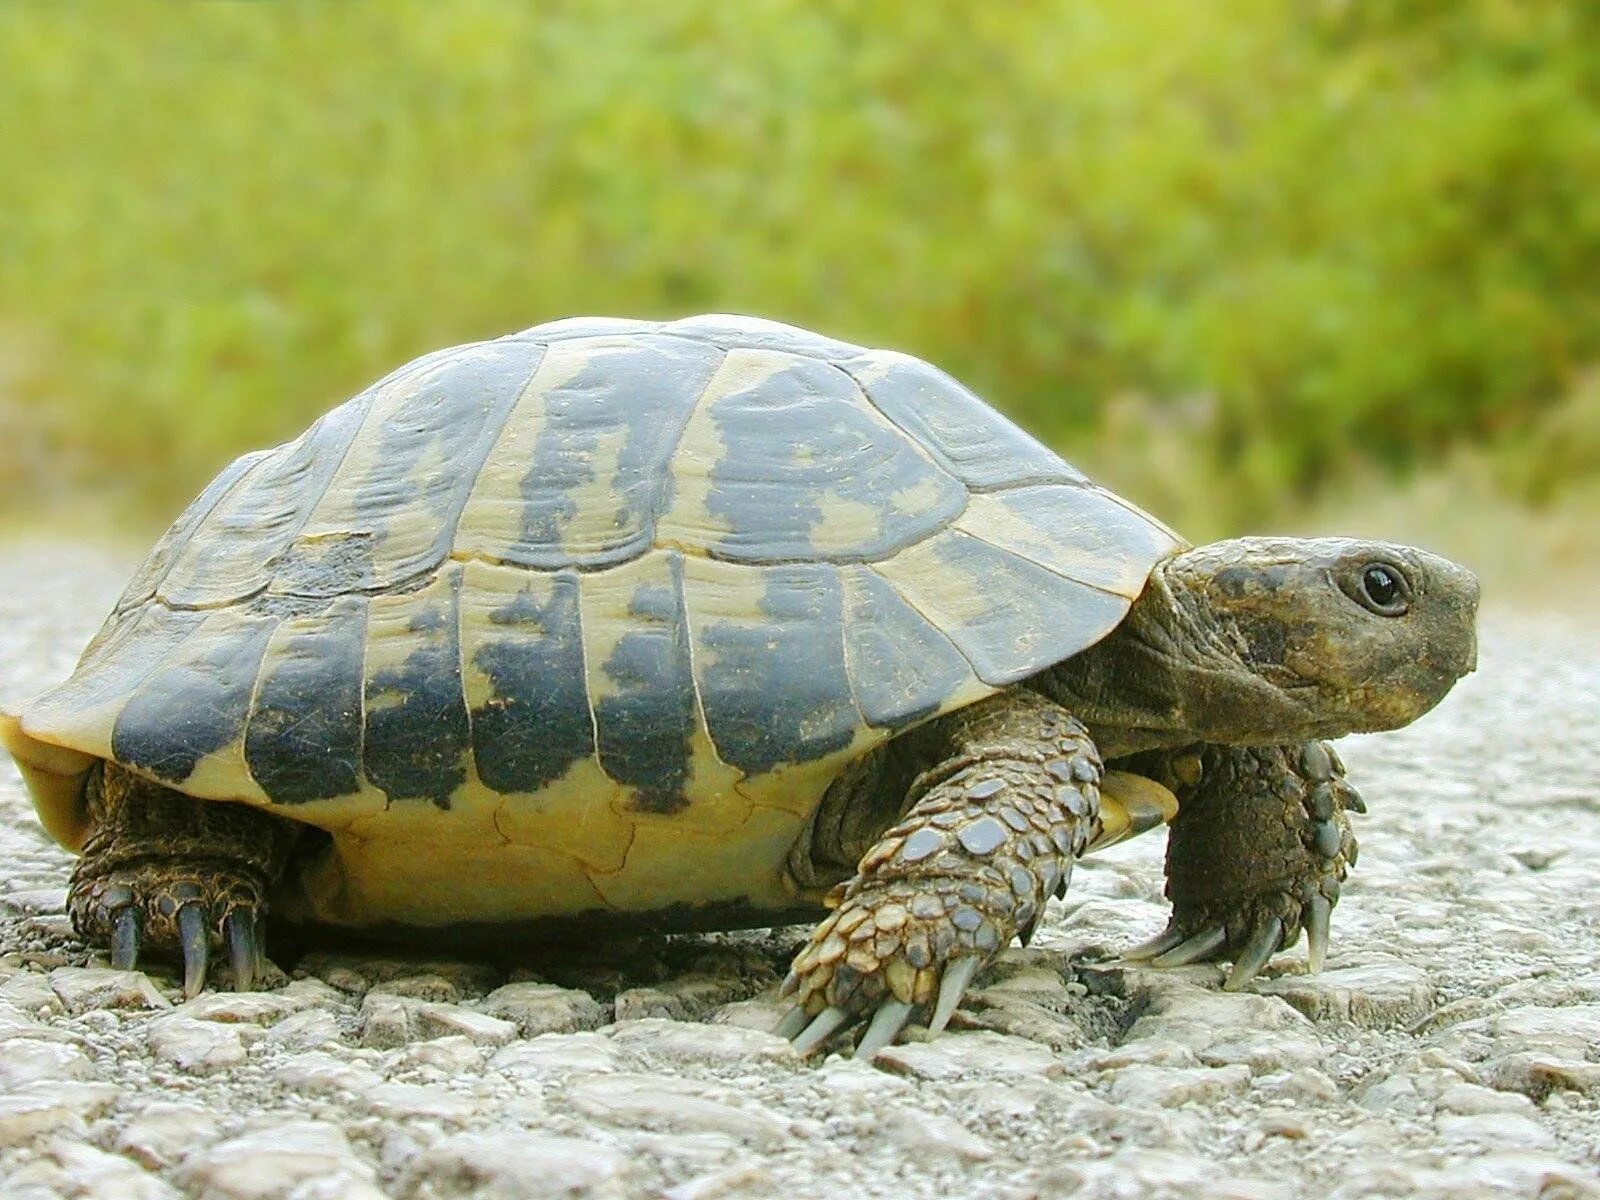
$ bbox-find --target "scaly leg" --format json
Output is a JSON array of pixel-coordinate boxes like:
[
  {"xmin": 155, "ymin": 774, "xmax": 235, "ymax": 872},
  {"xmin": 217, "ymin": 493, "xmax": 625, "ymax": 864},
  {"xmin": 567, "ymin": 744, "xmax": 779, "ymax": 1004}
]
[
  {"xmin": 1122, "ymin": 741, "xmax": 1361, "ymax": 988},
  {"xmin": 69, "ymin": 763, "xmax": 298, "ymax": 996},
  {"xmin": 779, "ymin": 692, "xmax": 1102, "ymax": 1057}
]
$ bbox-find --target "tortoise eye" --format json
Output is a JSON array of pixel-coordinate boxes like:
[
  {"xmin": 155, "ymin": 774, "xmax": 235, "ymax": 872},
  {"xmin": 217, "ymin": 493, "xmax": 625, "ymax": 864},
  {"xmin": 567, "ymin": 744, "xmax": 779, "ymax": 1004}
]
[{"xmin": 1356, "ymin": 563, "xmax": 1409, "ymax": 616}]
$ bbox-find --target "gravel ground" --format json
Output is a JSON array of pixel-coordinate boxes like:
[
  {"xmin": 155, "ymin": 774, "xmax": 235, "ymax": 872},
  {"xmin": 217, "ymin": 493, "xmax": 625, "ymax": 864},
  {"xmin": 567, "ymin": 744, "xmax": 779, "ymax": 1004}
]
[{"xmin": 0, "ymin": 541, "xmax": 1597, "ymax": 1200}]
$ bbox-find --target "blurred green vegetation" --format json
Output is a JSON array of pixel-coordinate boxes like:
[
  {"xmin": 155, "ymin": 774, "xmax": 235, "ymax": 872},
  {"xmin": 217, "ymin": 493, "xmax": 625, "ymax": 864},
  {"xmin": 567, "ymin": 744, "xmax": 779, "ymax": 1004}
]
[{"xmin": 1, "ymin": 0, "xmax": 1597, "ymax": 539}]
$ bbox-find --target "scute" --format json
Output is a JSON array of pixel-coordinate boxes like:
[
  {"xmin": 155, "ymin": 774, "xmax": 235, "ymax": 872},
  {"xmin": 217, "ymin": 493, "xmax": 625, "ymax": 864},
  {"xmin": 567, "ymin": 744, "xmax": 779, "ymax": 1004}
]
[{"xmin": 8, "ymin": 316, "xmax": 1185, "ymax": 874}]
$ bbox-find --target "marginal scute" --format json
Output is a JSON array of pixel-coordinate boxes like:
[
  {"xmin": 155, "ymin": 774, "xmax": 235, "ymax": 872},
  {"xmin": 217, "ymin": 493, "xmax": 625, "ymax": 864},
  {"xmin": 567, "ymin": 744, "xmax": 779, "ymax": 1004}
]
[
  {"xmin": 870, "ymin": 528, "xmax": 1132, "ymax": 686},
  {"xmin": 245, "ymin": 594, "xmax": 368, "ymax": 806},
  {"xmin": 22, "ymin": 604, "xmax": 209, "ymax": 766},
  {"xmin": 682, "ymin": 556, "xmax": 861, "ymax": 776},
  {"xmin": 361, "ymin": 565, "xmax": 471, "ymax": 808},
  {"xmin": 461, "ymin": 562, "xmax": 593, "ymax": 796},
  {"xmin": 838, "ymin": 565, "xmax": 991, "ymax": 729},
  {"xmin": 847, "ymin": 350, "xmax": 1087, "ymax": 490},
  {"xmin": 956, "ymin": 485, "xmax": 1185, "ymax": 600},
  {"xmin": 578, "ymin": 552, "xmax": 700, "ymax": 813},
  {"xmin": 110, "ymin": 609, "xmax": 279, "ymax": 787}
]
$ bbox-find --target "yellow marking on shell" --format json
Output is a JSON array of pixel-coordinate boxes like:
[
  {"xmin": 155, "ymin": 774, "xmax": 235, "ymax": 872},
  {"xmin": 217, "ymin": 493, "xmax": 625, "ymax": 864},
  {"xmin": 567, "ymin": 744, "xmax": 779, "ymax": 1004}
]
[
  {"xmin": 1084, "ymin": 770, "xmax": 1180, "ymax": 853},
  {"xmin": 584, "ymin": 802, "xmax": 808, "ymax": 915},
  {"xmin": 0, "ymin": 711, "xmax": 94, "ymax": 851},
  {"xmin": 808, "ymin": 492, "xmax": 884, "ymax": 557},
  {"xmin": 867, "ymin": 532, "xmax": 1009, "ymax": 645},
  {"xmin": 284, "ymin": 827, "xmax": 610, "ymax": 927},
  {"xmin": 846, "ymin": 349, "xmax": 911, "ymax": 388},
  {"xmin": 656, "ymin": 348, "xmax": 791, "ymax": 552},
  {"xmin": 956, "ymin": 490, "xmax": 1181, "ymax": 600},
  {"xmin": 889, "ymin": 475, "xmax": 950, "ymax": 518},
  {"xmin": 491, "ymin": 763, "xmax": 633, "ymax": 876},
  {"xmin": 557, "ymin": 424, "xmax": 635, "ymax": 559}
]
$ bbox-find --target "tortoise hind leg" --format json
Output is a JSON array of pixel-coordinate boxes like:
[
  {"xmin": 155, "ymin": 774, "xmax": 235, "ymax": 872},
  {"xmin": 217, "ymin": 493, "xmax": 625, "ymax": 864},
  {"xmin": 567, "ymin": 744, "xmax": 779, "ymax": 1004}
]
[
  {"xmin": 70, "ymin": 763, "xmax": 298, "ymax": 996},
  {"xmin": 1121, "ymin": 741, "xmax": 1361, "ymax": 989}
]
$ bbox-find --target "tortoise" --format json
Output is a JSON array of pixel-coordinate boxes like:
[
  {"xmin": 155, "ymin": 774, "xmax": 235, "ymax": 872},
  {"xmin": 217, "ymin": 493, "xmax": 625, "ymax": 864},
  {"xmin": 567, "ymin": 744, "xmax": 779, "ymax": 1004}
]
[{"xmin": 0, "ymin": 314, "xmax": 1478, "ymax": 1057}]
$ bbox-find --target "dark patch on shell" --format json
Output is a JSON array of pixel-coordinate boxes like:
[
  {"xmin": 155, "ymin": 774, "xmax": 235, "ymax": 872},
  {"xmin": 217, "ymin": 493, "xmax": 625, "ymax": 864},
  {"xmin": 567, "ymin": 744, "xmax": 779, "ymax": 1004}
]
[
  {"xmin": 470, "ymin": 572, "xmax": 594, "ymax": 795},
  {"xmin": 247, "ymin": 596, "xmax": 368, "ymax": 804},
  {"xmin": 594, "ymin": 554, "xmax": 697, "ymax": 813}
]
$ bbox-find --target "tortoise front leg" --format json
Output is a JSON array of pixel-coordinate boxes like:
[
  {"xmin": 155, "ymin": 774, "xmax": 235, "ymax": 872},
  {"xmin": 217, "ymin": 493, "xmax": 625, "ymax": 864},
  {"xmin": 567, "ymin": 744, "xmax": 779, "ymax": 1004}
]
[
  {"xmin": 1122, "ymin": 741, "xmax": 1362, "ymax": 989},
  {"xmin": 778, "ymin": 691, "xmax": 1102, "ymax": 1058},
  {"xmin": 70, "ymin": 763, "xmax": 298, "ymax": 996}
]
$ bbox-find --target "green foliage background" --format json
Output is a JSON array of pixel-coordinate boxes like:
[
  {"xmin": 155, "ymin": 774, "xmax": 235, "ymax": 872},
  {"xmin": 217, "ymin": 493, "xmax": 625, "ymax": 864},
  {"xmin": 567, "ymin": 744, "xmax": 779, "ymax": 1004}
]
[{"xmin": 1, "ymin": 0, "xmax": 1596, "ymax": 537}]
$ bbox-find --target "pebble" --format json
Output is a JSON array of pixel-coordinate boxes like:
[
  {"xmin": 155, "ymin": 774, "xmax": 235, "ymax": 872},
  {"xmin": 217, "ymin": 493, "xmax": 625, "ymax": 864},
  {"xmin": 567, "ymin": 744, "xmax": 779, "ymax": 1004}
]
[
  {"xmin": 175, "ymin": 1120, "xmax": 380, "ymax": 1200},
  {"xmin": 1, "ymin": 970, "xmax": 66, "ymax": 1014},
  {"xmin": 115, "ymin": 1101, "xmax": 225, "ymax": 1169},
  {"xmin": 145, "ymin": 1014, "xmax": 249, "ymax": 1073},
  {"xmin": 614, "ymin": 973, "xmax": 745, "ymax": 1022},
  {"xmin": 477, "ymin": 981, "xmax": 605, "ymax": 1036},
  {"xmin": 395, "ymin": 1131, "xmax": 630, "ymax": 1200},
  {"xmin": 566, "ymin": 1073, "xmax": 791, "ymax": 1149},
  {"xmin": 47, "ymin": 966, "xmax": 171, "ymax": 1013},
  {"xmin": 0, "ymin": 1093, "xmax": 87, "ymax": 1148},
  {"xmin": 490, "ymin": 1031, "xmax": 632, "ymax": 1079},
  {"xmin": 361, "ymin": 1082, "xmax": 479, "ymax": 1124},
  {"xmin": 1257, "ymin": 962, "xmax": 1435, "ymax": 1027},
  {"xmin": 874, "ymin": 1107, "xmax": 995, "ymax": 1161},
  {"xmin": 43, "ymin": 1139, "xmax": 180, "ymax": 1200},
  {"xmin": 0, "ymin": 1037, "xmax": 97, "ymax": 1088},
  {"xmin": 414, "ymin": 1002, "xmax": 519, "ymax": 1046},
  {"xmin": 606, "ymin": 1017, "xmax": 797, "ymax": 1067},
  {"xmin": 1108, "ymin": 1063, "xmax": 1253, "ymax": 1108},
  {"xmin": 1123, "ymin": 982, "xmax": 1324, "ymax": 1072},
  {"xmin": 874, "ymin": 1031, "xmax": 1065, "ymax": 1081}
]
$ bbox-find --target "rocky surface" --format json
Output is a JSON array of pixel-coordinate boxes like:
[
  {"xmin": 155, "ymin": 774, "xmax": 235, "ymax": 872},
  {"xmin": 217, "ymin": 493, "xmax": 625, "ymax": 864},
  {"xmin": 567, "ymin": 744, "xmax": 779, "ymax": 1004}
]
[{"xmin": 1, "ymin": 541, "xmax": 1597, "ymax": 1199}]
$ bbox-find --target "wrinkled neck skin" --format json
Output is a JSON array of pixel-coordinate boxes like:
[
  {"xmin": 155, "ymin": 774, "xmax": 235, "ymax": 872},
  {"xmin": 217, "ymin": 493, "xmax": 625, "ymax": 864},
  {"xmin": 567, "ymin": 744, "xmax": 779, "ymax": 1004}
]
[{"xmin": 1034, "ymin": 563, "xmax": 1302, "ymax": 758}]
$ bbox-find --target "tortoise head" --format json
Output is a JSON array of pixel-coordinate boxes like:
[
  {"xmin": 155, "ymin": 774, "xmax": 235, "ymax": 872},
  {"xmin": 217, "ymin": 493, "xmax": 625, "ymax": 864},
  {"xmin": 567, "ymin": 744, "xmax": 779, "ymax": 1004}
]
[{"xmin": 1148, "ymin": 536, "xmax": 1479, "ymax": 743}]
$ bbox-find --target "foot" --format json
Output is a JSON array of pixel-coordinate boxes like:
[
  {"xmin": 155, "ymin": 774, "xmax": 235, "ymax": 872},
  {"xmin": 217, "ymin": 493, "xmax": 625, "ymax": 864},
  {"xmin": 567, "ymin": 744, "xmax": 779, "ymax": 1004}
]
[
  {"xmin": 71, "ymin": 862, "xmax": 269, "ymax": 996},
  {"xmin": 1121, "ymin": 740, "xmax": 1361, "ymax": 989},
  {"xmin": 69, "ymin": 764, "xmax": 295, "ymax": 997},
  {"xmin": 777, "ymin": 695, "xmax": 1100, "ymax": 1057}
]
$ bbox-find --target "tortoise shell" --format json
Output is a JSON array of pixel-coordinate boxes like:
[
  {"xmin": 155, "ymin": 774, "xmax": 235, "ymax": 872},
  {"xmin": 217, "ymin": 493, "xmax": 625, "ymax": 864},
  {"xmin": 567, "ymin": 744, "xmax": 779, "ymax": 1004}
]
[{"xmin": 2, "ymin": 315, "xmax": 1183, "ymax": 928}]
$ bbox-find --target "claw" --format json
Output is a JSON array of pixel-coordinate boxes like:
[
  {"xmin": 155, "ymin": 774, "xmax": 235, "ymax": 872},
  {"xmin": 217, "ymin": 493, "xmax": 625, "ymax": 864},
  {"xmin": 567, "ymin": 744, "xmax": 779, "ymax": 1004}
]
[
  {"xmin": 177, "ymin": 904, "xmax": 210, "ymax": 999},
  {"xmin": 773, "ymin": 1006, "xmax": 810, "ymax": 1040},
  {"xmin": 792, "ymin": 1005, "xmax": 851, "ymax": 1056},
  {"xmin": 778, "ymin": 970, "xmax": 800, "ymax": 1000},
  {"xmin": 1305, "ymin": 895, "xmax": 1332, "ymax": 973},
  {"xmin": 110, "ymin": 906, "xmax": 141, "ymax": 971},
  {"xmin": 854, "ymin": 999, "xmax": 915, "ymax": 1060},
  {"xmin": 928, "ymin": 956, "xmax": 980, "ymax": 1035},
  {"xmin": 225, "ymin": 910, "xmax": 256, "ymax": 992},
  {"xmin": 1122, "ymin": 925, "xmax": 1186, "ymax": 962},
  {"xmin": 1223, "ymin": 917, "xmax": 1283, "ymax": 991},
  {"xmin": 1150, "ymin": 925, "xmax": 1226, "ymax": 967}
]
